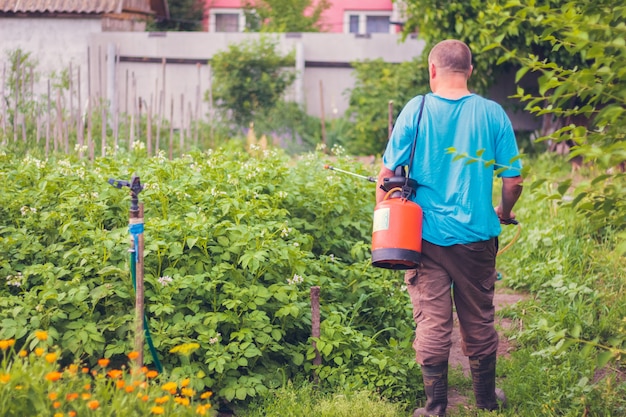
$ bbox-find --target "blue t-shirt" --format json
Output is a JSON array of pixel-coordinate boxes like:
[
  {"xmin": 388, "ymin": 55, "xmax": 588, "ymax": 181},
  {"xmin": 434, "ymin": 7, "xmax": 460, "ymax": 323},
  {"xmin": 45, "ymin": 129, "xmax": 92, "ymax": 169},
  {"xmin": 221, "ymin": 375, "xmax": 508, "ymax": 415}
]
[{"xmin": 382, "ymin": 93, "xmax": 522, "ymax": 246}]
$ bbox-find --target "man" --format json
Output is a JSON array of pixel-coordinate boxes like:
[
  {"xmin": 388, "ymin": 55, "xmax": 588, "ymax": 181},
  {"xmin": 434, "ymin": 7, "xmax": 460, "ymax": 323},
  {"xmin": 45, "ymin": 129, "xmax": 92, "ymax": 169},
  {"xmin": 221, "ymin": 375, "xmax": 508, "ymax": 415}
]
[{"xmin": 376, "ymin": 39, "xmax": 523, "ymax": 416}]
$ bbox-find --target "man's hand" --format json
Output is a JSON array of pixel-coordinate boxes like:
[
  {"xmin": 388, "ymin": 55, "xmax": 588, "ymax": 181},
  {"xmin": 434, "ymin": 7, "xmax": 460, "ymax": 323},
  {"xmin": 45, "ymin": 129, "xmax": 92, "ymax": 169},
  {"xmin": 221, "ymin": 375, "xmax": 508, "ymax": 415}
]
[{"xmin": 497, "ymin": 176, "xmax": 523, "ymax": 224}]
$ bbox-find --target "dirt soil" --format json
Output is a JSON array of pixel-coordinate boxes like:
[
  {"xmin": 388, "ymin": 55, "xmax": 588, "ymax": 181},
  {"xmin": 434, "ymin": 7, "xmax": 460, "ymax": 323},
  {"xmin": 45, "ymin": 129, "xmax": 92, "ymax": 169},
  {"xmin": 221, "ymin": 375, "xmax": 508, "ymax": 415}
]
[{"xmin": 446, "ymin": 284, "xmax": 527, "ymax": 413}]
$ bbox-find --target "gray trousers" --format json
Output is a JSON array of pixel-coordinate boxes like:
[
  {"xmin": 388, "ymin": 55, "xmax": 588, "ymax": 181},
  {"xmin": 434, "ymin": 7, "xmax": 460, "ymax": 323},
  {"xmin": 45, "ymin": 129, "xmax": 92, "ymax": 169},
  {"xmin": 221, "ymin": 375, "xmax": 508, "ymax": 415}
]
[{"xmin": 404, "ymin": 238, "xmax": 499, "ymax": 366}]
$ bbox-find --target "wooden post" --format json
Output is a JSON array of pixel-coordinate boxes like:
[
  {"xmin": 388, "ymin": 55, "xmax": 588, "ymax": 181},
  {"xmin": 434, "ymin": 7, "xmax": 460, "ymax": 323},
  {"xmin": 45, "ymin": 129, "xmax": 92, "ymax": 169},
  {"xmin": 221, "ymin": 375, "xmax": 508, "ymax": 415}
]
[
  {"xmin": 1, "ymin": 63, "xmax": 6, "ymax": 143},
  {"xmin": 169, "ymin": 96, "xmax": 174, "ymax": 160},
  {"xmin": 179, "ymin": 94, "xmax": 184, "ymax": 155},
  {"xmin": 195, "ymin": 63, "xmax": 201, "ymax": 148},
  {"xmin": 146, "ymin": 98, "xmax": 152, "ymax": 156},
  {"xmin": 14, "ymin": 50, "xmax": 20, "ymax": 143},
  {"xmin": 77, "ymin": 66, "xmax": 84, "ymax": 158},
  {"xmin": 130, "ymin": 202, "xmax": 145, "ymax": 367},
  {"xmin": 45, "ymin": 80, "xmax": 51, "ymax": 157},
  {"xmin": 388, "ymin": 100, "xmax": 394, "ymax": 139},
  {"xmin": 319, "ymin": 80, "xmax": 326, "ymax": 148},
  {"xmin": 310, "ymin": 286, "xmax": 321, "ymax": 385}
]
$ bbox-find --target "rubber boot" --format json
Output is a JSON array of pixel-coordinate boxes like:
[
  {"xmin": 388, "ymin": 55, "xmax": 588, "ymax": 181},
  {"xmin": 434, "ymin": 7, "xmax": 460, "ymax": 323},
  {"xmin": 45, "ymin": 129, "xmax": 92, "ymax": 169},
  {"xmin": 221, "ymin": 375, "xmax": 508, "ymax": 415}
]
[
  {"xmin": 413, "ymin": 362, "xmax": 448, "ymax": 417},
  {"xmin": 469, "ymin": 353, "xmax": 507, "ymax": 411}
]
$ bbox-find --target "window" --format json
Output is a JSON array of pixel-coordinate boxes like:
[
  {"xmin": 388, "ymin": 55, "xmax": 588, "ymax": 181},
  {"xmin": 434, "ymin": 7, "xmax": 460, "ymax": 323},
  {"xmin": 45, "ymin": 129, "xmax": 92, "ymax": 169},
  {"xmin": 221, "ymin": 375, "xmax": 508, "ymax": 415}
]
[
  {"xmin": 209, "ymin": 9, "xmax": 246, "ymax": 32},
  {"xmin": 345, "ymin": 11, "xmax": 393, "ymax": 34}
]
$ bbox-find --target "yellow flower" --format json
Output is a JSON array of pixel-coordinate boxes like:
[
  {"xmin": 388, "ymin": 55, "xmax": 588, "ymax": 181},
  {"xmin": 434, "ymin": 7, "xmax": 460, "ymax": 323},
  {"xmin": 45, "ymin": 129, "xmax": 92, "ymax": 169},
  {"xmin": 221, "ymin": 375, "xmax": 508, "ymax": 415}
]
[
  {"xmin": 48, "ymin": 392, "xmax": 59, "ymax": 400},
  {"xmin": 81, "ymin": 393, "xmax": 91, "ymax": 400},
  {"xmin": 53, "ymin": 401, "xmax": 61, "ymax": 409},
  {"xmin": 18, "ymin": 350, "xmax": 27, "ymax": 357},
  {"xmin": 174, "ymin": 396, "xmax": 190, "ymax": 406},
  {"xmin": 146, "ymin": 370, "xmax": 159, "ymax": 379},
  {"xmin": 45, "ymin": 352, "xmax": 58, "ymax": 364},
  {"xmin": 35, "ymin": 347, "xmax": 45, "ymax": 356},
  {"xmin": 200, "ymin": 391, "xmax": 213, "ymax": 399},
  {"xmin": 181, "ymin": 378, "xmax": 190, "ymax": 387},
  {"xmin": 87, "ymin": 400, "xmax": 100, "ymax": 410},
  {"xmin": 67, "ymin": 364, "xmax": 79, "ymax": 374},
  {"xmin": 162, "ymin": 381, "xmax": 177, "ymax": 393},
  {"xmin": 181, "ymin": 387, "xmax": 196, "ymax": 397},
  {"xmin": 45, "ymin": 372, "xmax": 62, "ymax": 382},
  {"xmin": 0, "ymin": 339, "xmax": 15, "ymax": 350},
  {"xmin": 66, "ymin": 393, "xmax": 79, "ymax": 401},
  {"xmin": 98, "ymin": 358, "xmax": 110, "ymax": 367},
  {"xmin": 196, "ymin": 404, "xmax": 212, "ymax": 415},
  {"xmin": 0, "ymin": 374, "xmax": 10, "ymax": 384},
  {"xmin": 35, "ymin": 330, "xmax": 48, "ymax": 341},
  {"xmin": 54, "ymin": 413, "xmax": 64, "ymax": 417},
  {"xmin": 127, "ymin": 351, "xmax": 140, "ymax": 360},
  {"xmin": 155, "ymin": 396, "xmax": 170, "ymax": 405},
  {"xmin": 116, "ymin": 380, "xmax": 126, "ymax": 389},
  {"xmin": 151, "ymin": 406, "xmax": 165, "ymax": 415}
]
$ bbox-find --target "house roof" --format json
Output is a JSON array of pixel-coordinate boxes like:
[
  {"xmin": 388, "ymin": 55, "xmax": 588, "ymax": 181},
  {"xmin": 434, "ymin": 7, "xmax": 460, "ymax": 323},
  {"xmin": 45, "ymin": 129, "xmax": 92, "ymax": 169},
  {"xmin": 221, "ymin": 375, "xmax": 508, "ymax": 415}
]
[
  {"xmin": 0, "ymin": 0, "xmax": 169, "ymax": 18},
  {"xmin": 0, "ymin": 0, "xmax": 122, "ymax": 14}
]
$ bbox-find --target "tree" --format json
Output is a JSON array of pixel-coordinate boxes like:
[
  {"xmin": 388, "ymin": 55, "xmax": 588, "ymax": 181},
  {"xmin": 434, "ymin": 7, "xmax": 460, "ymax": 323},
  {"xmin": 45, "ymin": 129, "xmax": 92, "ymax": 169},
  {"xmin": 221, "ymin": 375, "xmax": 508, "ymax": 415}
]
[
  {"xmin": 243, "ymin": 0, "xmax": 331, "ymax": 32},
  {"xmin": 150, "ymin": 0, "xmax": 205, "ymax": 31},
  {"xmin": 209, "ymin": 36, "xmax": 296, "ymax": 129}
]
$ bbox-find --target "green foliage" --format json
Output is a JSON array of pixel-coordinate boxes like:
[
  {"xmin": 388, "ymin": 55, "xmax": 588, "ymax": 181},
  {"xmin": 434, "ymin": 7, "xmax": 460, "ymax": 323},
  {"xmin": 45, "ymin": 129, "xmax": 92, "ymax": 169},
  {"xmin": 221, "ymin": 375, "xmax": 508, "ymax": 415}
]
[
  {"xmin": 149, "ymin": 0, "xmax": 205, "ymax": 31},
  {"xmin": 241, "ymin": 382, "xmax": 407, "ymax": 417},
  {"xmin": 210, "ymin": 36, "xmax": 297, "ymax": 129},
  {"xmin": 0, "ymin": 147, "xmax": 419, "ymax": 411},
  {"xmin": 340, "ymin": 59, "xmax": 430, "ymax": 156},
  {"xmin": 243, "ymin": 0, "xmax": 331, "ymax": 32}
]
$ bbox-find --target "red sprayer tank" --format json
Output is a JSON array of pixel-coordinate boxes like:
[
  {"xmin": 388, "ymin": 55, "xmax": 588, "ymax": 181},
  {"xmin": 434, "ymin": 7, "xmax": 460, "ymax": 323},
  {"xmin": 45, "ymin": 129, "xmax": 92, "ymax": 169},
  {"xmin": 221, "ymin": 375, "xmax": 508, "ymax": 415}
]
[{"xmin": 371, "ymin": 185, "xmax": 423, "ymax": 270}]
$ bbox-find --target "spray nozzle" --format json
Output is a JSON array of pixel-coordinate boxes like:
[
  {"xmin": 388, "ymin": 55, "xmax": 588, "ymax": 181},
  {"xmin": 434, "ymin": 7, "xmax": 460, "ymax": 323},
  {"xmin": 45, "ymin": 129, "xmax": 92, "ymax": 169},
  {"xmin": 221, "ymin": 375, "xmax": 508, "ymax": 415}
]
[{"xmin": 108, "ymin": 174, "xmax": 143, "ymax": 212}]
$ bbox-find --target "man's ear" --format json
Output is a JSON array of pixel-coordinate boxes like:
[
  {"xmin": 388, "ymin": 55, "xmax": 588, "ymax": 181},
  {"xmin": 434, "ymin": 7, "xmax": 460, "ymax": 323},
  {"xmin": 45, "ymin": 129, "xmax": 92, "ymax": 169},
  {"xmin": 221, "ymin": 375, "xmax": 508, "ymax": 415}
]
[{"xmin": 467, "ymin": 65, "xmax": 474, "ymax": 79}]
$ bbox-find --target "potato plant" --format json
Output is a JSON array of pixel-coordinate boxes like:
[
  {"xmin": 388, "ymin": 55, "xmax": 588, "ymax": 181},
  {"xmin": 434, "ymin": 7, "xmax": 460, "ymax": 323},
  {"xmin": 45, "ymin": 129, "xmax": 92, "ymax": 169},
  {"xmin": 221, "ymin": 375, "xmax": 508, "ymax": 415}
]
[{"xmin": 0, "ymin": 146, "xmax": 418, "ymax": 410}]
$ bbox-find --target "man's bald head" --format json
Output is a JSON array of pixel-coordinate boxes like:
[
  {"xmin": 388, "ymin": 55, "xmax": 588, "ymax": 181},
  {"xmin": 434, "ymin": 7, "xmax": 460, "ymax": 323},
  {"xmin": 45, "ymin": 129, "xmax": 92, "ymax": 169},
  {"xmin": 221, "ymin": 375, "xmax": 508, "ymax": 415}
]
[{"xmin": 428, "ymin": 40, "xmax": 472, "ymax": 76}]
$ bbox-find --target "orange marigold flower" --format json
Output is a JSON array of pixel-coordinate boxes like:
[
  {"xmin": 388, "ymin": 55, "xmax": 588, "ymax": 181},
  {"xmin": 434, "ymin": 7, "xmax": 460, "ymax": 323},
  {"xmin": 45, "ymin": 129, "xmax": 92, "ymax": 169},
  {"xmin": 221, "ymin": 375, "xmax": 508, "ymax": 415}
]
[
  {"xmin": 98, "ymin": 358, "xmax": 110, "ymax": 367},
  {"xmin": 127, "ymin": 351, "xmax": 140, "ymax": 360},
  {"xmin": 66, "ymin": 393, "xmax": 79, "ymax": 401},
  {"xmin": 81, "ymin": 367, "xmax": 90, "ymax": 374},
  {"xmin": 181, "ymin": 378, "xmax": 190, "ymax": 388},
  {"xmin": 35, "ymin": 330, "xmax": 48, "ymax": 341},
  {"xmin": 48, "ymin": 392, "xmax": 58, "ymax": 401},
  {"xmin": 45, "ymin": 372, "xmax": 62, "ymax": 382},
  {"xmin": 45, "ymin": 352, "xmax": 58, "ymax": 364},
  {"xmin": 155, "ymin": 396, "xmax": 170, "ymax": 405},
  {"xmin": 87, "ymin": 400, "xmax": 100, "ymax": 410},
  {"xmin": 54, "ymin": 413, "xmax": 63, "ymax": 417},
  {"xmin": 0, "ymin": 374, "xmax": 10, "ymax": 384},
  {"xmin": 107, "ymin": 369, "xmax": 123, "ymax": 379},
  {"xmin": 84, "ymin": 384, "xmax": 91, "ymax": 391},
  {"xmin": 151, "ymin": 406, "xmax": 165, "ymax": 415},
  {"xmin": 181, "ymin": 388, "xmax": 195, "ymax": 397},
  {"xmin": 200, "ymin": 391, "xmax": 213, "ymax": 399},
  {"xmin": 116, "ymin": 380, "xmax": 126, "ymax": 389},
  {"xmin": 81, "ymin": 393, "xmax": 91, "ymax": 400},
  {"xmin": 125, "ymin": 385, "xmax": 135, "ymax": 393},
  {"xmin": 142, "ymin": 395, "xmax": 150, "ymax": 402},
  {"xmin": 141, "ymin": 366, "xmax": 149, "ymax": 374},
  {"xmin": 35, "ymin": 347, "xmax": 45, "ymax": 356},
  {"xmin": 146, "ymin": 370, "xmax": 158, "ymax": 379},
  {"xmin": 174, "ymin": 396, "xmax": 190, "ymax": 406},
  {"xmin": 69, "ymin": 411, "xmax": 77, "ymax": 417},
  {"xmin": 53, "ymin": 401, "xmax": 61, "ymax": 409},
  {"xmin": 18, "ymin": 350, "xmax": 27, "ymax": 357},
  {"xmin": 67, "ymin": 364, "xmax": 79, "ymax": 374}
]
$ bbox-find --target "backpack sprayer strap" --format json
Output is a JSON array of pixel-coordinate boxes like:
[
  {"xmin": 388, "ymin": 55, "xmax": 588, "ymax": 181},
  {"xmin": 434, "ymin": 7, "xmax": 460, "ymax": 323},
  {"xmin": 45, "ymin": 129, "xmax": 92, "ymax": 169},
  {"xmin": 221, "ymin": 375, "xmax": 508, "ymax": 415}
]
[{"xmin": 402, "ymin": 95, "xmax": 427, "ymax": 199}]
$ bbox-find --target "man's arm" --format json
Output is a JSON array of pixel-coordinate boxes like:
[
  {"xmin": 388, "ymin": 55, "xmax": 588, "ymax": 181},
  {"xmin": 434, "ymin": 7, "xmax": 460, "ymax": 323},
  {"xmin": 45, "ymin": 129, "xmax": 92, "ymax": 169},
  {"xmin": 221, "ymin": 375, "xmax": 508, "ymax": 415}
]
[
  {"xmin": 376, "ymin": 165, "xmax": 395, "ymax": 204},
  {"xmin": 496, "ymin": 176, "xmax": 523, "ymax": 222}
]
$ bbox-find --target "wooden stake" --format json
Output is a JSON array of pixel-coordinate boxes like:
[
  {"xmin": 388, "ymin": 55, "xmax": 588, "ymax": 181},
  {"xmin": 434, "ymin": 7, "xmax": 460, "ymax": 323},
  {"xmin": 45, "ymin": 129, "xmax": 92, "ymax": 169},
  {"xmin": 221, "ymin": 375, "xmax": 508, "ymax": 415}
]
[
  {"xmin": 77, "ymin": 66, "xmax": 84, "ymax": 158},
  {"xmin": 195, "ymin": 63, "xmax": 201, "ymax": 147},
  {"xmin": 319, "ymin": 80, "xmax": 326, "ymax": 148},
  {"xmin": 45, "ymin": 79, "xmax": 51, "ymax": 157},
  {"xmin": 1, "ymin": 63, "xmax": 6, "ymax": 142},
  {"xmin": 131, "ymin": 202, "xmax": 145, "ymax": 367},
  {"xmin": 310, "ymin": 286, "xmax": 322, "ymax": 385},
  {"xmin": 179, "ymin": 93, "xmax": 184, "ymax": 155},
  {"xmin": 388, "ymin": 100, "xmax": 394, "ymax": 139},
  {"xmin": 169, "ymin": 96, "xmax": 174, "ymax": 160},
  {"xmin": 146, "ymin": 98, "xmax": 152, "ymax": 156}
]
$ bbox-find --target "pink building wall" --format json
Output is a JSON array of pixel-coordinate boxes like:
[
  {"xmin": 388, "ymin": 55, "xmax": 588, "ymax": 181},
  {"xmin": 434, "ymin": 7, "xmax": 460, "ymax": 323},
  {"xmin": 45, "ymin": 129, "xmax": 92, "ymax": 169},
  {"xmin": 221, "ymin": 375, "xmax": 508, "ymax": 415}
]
[{"xmin": 204, "ymin": 0, "xmax": 397, "ymax": 33}]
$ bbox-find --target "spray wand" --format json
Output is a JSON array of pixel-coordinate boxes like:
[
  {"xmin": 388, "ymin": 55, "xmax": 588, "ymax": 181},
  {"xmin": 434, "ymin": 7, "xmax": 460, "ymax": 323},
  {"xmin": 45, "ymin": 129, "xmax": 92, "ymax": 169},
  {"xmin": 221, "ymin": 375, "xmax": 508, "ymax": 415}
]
[{"xmin": 324, "ymin": 165, "xmax": 376, "ymax": 182}]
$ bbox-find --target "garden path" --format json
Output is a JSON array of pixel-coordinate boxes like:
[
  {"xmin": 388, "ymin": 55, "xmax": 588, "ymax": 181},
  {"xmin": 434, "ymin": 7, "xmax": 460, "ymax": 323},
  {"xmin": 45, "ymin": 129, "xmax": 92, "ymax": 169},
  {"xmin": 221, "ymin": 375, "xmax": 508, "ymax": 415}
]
[{"xmin": 446, "ymin": 285, "xmax": 527, "ymax": 414}]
